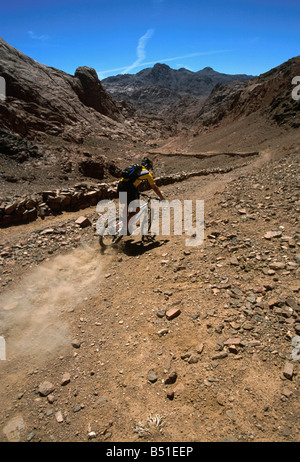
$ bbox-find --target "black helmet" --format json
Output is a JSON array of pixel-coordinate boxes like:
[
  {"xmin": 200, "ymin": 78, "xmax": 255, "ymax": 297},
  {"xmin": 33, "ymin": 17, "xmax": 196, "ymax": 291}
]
[{"xmin": 141, "ymin": 157, "xmax": 153, "ymax": 169}]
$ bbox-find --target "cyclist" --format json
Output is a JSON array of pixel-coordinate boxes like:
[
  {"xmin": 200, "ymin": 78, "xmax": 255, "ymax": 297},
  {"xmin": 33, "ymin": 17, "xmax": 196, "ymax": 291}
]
[{"xmin": 117, "ymin": 157, "xmax": 164, "ymax": 232}]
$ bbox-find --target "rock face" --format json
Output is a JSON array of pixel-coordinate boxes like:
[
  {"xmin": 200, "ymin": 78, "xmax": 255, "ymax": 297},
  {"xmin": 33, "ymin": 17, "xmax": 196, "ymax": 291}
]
[
  {"xmin": 102, "ymin": 63, "xmax": 254, "ymax": 116},
  {"xmin": 73, "ymin": 66, "xmax": 120, "ymax": 120},
  {"xmin": 0, "ymin": 37, "xmax": 123, "ymax": 140},
  {"xmin": 0, "ymin": 129, "xmax": 41, "ymax": 162},
  {"xmin": 194, "ymin": 55, "xmax": 300, "ymax": 129}
]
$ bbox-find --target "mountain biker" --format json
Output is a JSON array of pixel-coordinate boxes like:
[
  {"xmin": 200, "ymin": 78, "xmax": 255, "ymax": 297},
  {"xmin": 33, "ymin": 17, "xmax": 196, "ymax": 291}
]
[{"xmin": 117, "ymin": 156, "xmax": 164, "ymax": 232}]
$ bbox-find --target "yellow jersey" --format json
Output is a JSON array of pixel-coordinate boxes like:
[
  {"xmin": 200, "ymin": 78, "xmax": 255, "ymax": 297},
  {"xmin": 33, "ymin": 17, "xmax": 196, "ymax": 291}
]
[{"xmin": 120, "ymin": 166, "xmax": 155, "ymax": 188}]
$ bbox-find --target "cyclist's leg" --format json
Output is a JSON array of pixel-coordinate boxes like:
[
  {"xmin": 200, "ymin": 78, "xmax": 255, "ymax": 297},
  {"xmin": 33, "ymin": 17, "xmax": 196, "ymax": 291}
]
[
  {"xmin": 127, "ymin": 188, "xmax": 140, "ymax": 234},
  {"xmin": 118, "ymin": 182, "xmax": 130, "ymax": 233}
]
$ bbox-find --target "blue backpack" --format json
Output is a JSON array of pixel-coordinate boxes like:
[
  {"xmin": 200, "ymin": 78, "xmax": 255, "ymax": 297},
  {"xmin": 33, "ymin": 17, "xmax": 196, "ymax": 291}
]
[{"xmin": 121, "ymin": 164, "xmax": 143, "ymax": 182}]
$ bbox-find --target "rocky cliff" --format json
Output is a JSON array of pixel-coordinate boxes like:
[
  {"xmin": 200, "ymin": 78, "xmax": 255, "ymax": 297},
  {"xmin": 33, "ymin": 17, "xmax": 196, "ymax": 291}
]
[
  {"xmin": 158, "ymin": 55, "xmax": 300, "ymax": 155},
  {"xmin": 194, "ymin": 55, "xmax": 300, "ymax": 129},
  {"xmin": 0, "ymin": 37, "xmax": 127, "ymax": 141},
  {"xmin": 0, "ymin": 37, "xmax": 173, "ymax": 199}
]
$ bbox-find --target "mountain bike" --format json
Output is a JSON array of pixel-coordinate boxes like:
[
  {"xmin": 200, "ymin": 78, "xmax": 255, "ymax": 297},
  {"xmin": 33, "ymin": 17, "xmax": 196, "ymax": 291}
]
[{"xmin": 98, "ymin": 192, "xmax": 161, "ymax": 248}]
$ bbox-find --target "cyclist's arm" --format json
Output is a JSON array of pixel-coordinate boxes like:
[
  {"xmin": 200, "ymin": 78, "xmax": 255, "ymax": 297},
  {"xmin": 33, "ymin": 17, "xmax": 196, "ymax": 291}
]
[
  {"xmin": 151, "ymin": 183, "xmax": 164, "ymax": 200},
  {"xmin": 136, "ymin": 170, "xmax": 164, "ymax": 200}
]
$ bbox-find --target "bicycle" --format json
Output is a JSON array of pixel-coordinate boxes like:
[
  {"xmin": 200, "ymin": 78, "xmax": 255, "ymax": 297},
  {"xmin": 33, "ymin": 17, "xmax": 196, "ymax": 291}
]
[{"xmin": 98, "ymin": 192, "xmax": 161, "ymax": 249}]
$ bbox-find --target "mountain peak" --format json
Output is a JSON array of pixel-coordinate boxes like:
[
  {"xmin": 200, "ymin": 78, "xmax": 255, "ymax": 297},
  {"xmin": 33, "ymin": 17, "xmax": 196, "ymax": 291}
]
[
  {"xmin": 153, "ymin": 63, "xmax": 171, "ymax": 70},
  {"xmin": 102, "ymin": 63, "xmax": 254, "ymax": 115}
]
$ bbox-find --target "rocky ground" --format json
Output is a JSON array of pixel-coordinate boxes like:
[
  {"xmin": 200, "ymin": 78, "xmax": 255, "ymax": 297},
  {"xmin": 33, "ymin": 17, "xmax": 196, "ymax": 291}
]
[{"xmin": 0, "ymin": 149, "xmax": 299, "ymax": 443}]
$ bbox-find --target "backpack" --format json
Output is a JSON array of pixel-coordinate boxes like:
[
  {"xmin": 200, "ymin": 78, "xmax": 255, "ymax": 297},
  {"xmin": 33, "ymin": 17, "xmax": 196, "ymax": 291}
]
[{"xmin": 121, "ymin": 164, "xmax": 143, "ymax": 182}]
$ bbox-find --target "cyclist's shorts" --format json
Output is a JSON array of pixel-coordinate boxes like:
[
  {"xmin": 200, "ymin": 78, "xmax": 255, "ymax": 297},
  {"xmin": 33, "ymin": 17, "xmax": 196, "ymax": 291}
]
[{"xmin": 117, "ymin": 181, "xmax": 140, "ymax": 206}]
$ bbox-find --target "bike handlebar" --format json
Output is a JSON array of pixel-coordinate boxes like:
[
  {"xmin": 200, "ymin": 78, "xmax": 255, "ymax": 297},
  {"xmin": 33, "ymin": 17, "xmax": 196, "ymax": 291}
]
[{"xmin": 140, "ymin": 192, "xmax": 162, "ymax": 201}]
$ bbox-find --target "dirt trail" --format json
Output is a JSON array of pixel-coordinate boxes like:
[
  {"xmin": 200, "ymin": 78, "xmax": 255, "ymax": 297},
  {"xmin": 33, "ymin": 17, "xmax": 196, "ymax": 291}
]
[
  {"xmin": 0, "ymin": 150, "xmax": 299, "ymax": 443},
  {"xmin": 0, "ymin": 152, "xmax": 269, "ymax": 375}
]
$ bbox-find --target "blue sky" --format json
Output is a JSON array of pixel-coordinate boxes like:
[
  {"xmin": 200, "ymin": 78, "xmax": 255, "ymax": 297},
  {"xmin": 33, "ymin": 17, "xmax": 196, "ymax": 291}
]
[{"xmin": 0, "ymin": 0, "xmax": 299, "ymax": 79}]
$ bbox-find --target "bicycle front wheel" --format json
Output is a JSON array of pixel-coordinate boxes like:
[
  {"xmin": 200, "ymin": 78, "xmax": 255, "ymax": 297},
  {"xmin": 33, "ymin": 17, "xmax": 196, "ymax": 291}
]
[{"xmin": 98, "ymin": 216, "xmax": 124, "ymax": 248}]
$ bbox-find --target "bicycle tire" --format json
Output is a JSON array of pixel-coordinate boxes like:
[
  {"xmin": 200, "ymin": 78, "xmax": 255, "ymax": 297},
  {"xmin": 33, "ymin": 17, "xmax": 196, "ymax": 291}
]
[
  {"xmin": 147, "ymin": 205, "xmax": 152, "ymax": 234},
  {"xmin": 142, "ymin": 204, "xmax": 156, "ymax": 242},
  {"xmin": 99, "ymin": 216, "xmax": 124, "ymax": 248}
]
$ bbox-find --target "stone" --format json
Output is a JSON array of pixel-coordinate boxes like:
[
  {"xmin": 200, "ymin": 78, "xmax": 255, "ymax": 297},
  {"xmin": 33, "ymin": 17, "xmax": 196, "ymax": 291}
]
[
  {"xmin": 188, "ymin": 354, "xmax": 199, "ymax": 364},
  {"xmin": 264, "ymin": 231, "xmax": 282, "ymax": 239},
  {"xmin": 285, "ymin": 297, "xmax": 298, "ymax": 309},
  {"xmin": 4, "ymin": 203, "xmax": 16, "ymax": 215},
  {"xmin": 164, "ymin": 290, "xmax": 173, "ymax": 297},
  {"xmin": 61, "ymin": 373, "xmax": 71, "ymax": 386},
  {"xmin": 228, "ymin": 345, "xmax": 239, "ymax": 354},
  {"xmin": 2, "ymin": 415, "xmax": 26, "ymax": 442},
  {"xmin": 294, "ymin": 324, "xmax": 300, "ymax": 335},
  {"xmin": 73, "ymin": 405, "xmax": 82, "ymax": 413},
  {"xmin": 224, "ymin": 337, "xmax": 242, "ymax": 346},
  {"xmin": 283, "ymin": 362, "xmax": 294, "ymax": 380},
  {"xmin": 148, "ymin": 370, "xmax": 158, "ymax": 383},
  {"xmin": 75, "ymin": 216, "xmax": 91, "ymax": 228},
  {"xmin": 230, "ymin": 256, "xmax": 239, "ymax": 266},
  {"xmin": 166, "ymin": 391, "xmax": 175, "ymax": 400},
  {"xmin": 269, "ymin": 262, "xmax": 286, "ymax": 270},
  {"xmin": 268, "ymin": 298, "xmax": 281, "ymax": 308},
  {"xmin": 164, "ymin": 371, "xmax": 177, "ymax": 385},
  {"xmin": 282, "ymin": 388, "xmax": 293, "ymax": 398},
  {"xmin": 174, "ymin": 383, "xmax": 185, "ymax": 395},
  {"xmin": 157, "ymin": 309, "xmax": 166, "ymax": 318},
  {"xmin": 47, "ymin": 394, "xmax": 55, "ymax": 404},
  {"xmin": 38, "ymin": 381, "xmax": 55, "ymax": 396},
  {"xmin": 166, "ymin": 308, "xmax": 181, "ymax": 320},
  {"xmin": 71, "ymin": 339, "xmax": 81, "ymax": 348},
  {"xmin": 40, "ymin": 228, "xmax": 54, "ymax": 235},
  {"xmin": 197, "ymin": 343, "xmax": 204, "ymax": 354},
  {"xmin": 242, "ymin": 321, "xmax": 254, "ymax": 330},
  {"xmin": 55, "ymin": 411, "xmax": 64, "ymax": 423},
  {"xmin": 212, "ymin": 351, "xmax": 228, "ymax": 360},
  {"xmin": 158, "ymin": 328, "xmax": 168, "ymax": 337}
]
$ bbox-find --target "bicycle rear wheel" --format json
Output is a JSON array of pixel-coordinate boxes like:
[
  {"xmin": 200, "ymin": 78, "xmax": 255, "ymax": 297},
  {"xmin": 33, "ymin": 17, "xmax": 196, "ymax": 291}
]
[{"xmin": 99, "ymin": 216, "xmax": 124, "ymax": 248}]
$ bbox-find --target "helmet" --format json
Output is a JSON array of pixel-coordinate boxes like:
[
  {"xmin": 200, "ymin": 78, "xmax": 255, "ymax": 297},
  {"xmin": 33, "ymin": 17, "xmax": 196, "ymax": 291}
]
[{"xmin": 141, "ymin": 157, "xmax": 153, "ymax": 169}]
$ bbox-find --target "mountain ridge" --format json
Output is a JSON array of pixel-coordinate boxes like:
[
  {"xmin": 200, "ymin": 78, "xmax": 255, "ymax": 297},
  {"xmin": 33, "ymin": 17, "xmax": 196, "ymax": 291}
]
[{"xmin": 102, "ymin": 62, "xmax": 254, "ymax": 116}]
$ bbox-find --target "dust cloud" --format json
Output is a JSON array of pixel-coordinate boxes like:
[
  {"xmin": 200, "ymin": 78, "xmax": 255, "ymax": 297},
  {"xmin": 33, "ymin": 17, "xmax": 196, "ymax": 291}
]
[{"xmin": 0, "ymin": 243, "xmax": 104, "ymax": 364}]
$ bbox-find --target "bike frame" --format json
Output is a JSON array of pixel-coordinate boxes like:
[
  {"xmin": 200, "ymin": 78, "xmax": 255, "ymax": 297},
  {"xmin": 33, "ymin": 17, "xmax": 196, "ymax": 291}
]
[
  {"xmin": 128, "ymin": 193, "xmax": 153, "ymax": 235},
  {"xmin": 98, "ymin": 193, "xmax": 159, "ymax": 248}
]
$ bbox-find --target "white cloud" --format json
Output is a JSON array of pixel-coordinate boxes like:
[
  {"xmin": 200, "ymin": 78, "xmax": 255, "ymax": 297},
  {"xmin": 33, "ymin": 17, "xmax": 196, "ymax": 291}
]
[
  {"xmin": 28, "ymin": 30, "xmax": 49, "ymax": 41},
  {"xmin": 122, "ymin": 28, "xmax": 155, "ymax": 74},
  {"xmin": 98, "ymin": 48, "xmax": 234, "ymax": 78}
]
